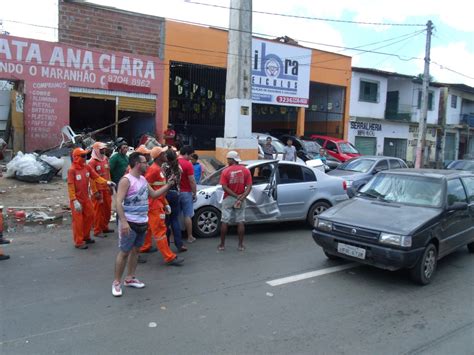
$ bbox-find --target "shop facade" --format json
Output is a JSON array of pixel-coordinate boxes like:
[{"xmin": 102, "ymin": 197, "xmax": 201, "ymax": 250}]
[{"xmin": 0, "ymin": 34, "xmax": 163, "ymax": 151}]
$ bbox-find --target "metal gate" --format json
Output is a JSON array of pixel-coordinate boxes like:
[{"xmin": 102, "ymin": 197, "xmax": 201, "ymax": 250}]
[
  {"xmin": 354, "ymin": 136, "xmax": 376, "ymax": 155},
  {"xmin": 383, "ymin": 138, "xmax": 407, "ymax": 159}
]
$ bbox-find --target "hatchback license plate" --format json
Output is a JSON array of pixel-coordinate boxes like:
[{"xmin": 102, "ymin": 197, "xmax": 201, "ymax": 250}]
[{"xmin": 337, "ymin": 243, "xmax": 366, "ymax": 260}]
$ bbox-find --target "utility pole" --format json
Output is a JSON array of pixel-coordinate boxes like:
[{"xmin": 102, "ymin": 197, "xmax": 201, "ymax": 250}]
[
  {"xmin": 215, "ymin": 0, "xmax": 258, "ymax": 162},
  {"xmin": 414, "ymin": 20, "xmax": 433, "ymax": 169}
]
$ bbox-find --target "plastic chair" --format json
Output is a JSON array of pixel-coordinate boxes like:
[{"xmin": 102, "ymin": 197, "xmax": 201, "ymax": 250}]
[{"xmin": 60, "ymin": 126, "xmax": 81, "ymax": 148}]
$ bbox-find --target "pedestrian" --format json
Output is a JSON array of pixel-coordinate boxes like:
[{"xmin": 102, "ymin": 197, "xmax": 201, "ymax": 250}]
[
  {"xmin": 109, "ymin": 141, "xmax": 129, "ymax": 185},
  {"xmin": 178, "ymin": 145, "xmax": 198, "ymax": 244},
  {"xmin": 162, "ymin": 148, "xmax": 186, "ymax": 252},
  {"xmin": 190, "ymin": 153, "xmax": 203, "ymax": 184},
  {"xmin": 68, "ymin": 148, "xmax": 115, "ymax": 249},
  {"xmin": 0, "ymin": 205, "xmax": 9, "ymax": 261},
  {"xmin": 139, "ymin": 146, "xmax": 184, "ymax": 266},
  {"xmin": 217, "ymin": 151, "xmax": 252, "ymax": 252},
  {"xmin": 262, "ymin": 137, "xmax": 277, "ymax": 159},
  {"xmin": 112, "ymin": 152, "xmax": 177, "ymax": 297},
  {"xmin": 89, "ymin": 142, "xmax": 114, "ymax": 238},
  {"xmin": 314, "ymin": 147, "xmax": 328, "ymax": 164},
  {"xmin": 163, "ymin": 124, "xmax": 176, "ymax": 146},
  {"xmin": 283, "ymin": 138, "xmax": 297, "ymax": 162},
  {"xmin": 135, "ymin": 145, "xmax": 152, "ymax": 164}
]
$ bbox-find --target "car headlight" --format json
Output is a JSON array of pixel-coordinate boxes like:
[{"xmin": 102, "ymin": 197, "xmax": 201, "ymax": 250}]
[
  {"xmin": 345, "ymin": 180, "xmax": 353, "ymax": 187},
  {"xmin": 315, "ymin": 218, "xmax": 333, "ymax": 232},
  {"xmin": 379, "ymin": 233, "xmax": 412, "ymax": 247}
]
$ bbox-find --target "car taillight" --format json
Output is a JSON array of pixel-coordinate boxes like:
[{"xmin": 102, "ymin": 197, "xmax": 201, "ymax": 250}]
[{"xmin": 342, "ymin": 180, "xmax": 347, "ymax": 190}]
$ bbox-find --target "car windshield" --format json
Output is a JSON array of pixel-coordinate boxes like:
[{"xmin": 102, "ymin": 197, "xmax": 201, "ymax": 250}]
[
  {"xmin": 339, "ymin": 142, "xmax": 359, "ymax": 154},
  {"xmin": 359, "ymin": 173, "xmax": 443, "ymax": 207},
  {"xmin": 302, "ymin": 141, "xmax": 321, "ymax": 154},
  {"xmin": 447, "ymin": 160, "xmax": 474, "ymax": 171},
  {"xmin": 337, "ymin": 158, "xmax": 375, "ymax": 173}
]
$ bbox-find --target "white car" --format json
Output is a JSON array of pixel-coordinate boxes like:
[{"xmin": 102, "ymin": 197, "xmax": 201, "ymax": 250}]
[{"xmin": 192, "ymin": 160, "xmax": 349, "ymax": 237}]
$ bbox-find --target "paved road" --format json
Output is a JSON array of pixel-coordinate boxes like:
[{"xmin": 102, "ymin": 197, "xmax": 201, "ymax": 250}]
[{"xmin": 1, "ymin": 222, "xmax": 473, "ymax": 354}]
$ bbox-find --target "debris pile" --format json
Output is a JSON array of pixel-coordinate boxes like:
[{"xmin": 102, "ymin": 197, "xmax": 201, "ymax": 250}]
[{"xmin": 5, "ymin": 152, "xmax": 63, "ymax": 183}]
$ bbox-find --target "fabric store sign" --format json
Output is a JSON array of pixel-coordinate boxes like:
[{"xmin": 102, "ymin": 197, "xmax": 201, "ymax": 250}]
[{"xmin": 252, "ymin": 39, "xmax": 311, "ymax": 107}]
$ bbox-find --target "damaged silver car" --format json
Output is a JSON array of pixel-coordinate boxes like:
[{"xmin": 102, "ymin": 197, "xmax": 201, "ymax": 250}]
[{"xmin": 192, "ymin": 160, "xmax": 349, "ymax": 237}]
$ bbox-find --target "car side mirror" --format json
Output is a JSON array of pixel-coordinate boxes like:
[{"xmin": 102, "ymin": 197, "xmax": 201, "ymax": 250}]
[
  {"xmin": 447, "ymin": 201, "xmax": 468, "ymax": 211},
  {"xmin": 372, "ymin": 168, "xmax": 381, "ymax": 174}
]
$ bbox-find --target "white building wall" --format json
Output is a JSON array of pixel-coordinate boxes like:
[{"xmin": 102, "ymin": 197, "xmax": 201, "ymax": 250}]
[
  {"xmin": 348, "ymin": 119, "xmax": 410, "ymax": 156},
  {"xmin": 445, "ymin": 89, "xmax": 462, "ymax": 125},
  {"xmin": 350, "ymin": 72, "xmax": 387, "ymax": 119}
]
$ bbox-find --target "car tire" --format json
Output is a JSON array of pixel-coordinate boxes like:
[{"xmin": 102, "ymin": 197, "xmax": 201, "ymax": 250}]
[
  {"xmin": 409, "ymin": 243, "xmax": 437, "ymax": 285},
  {"xmin": 324, "ymin": 250, "xmax": 341, "ymax": 260},
  {"xmin": 467, "ymin": 242, "xmax": 474, "ymax": 253},
  {"xmin": 193, "ymin": 206, "xmax": 221, "ymax": 238},
  {"xmin": 307, "ymin": 201, "xmax": 331, "ymax": 226}
]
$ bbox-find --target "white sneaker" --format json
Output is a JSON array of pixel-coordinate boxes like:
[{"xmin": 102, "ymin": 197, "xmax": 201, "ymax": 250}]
[
  {"xmin": 124, "ymin": 277, "xmax": 145, "ymax": 289},
  {"xmin": 112, "ymin": 281, "xmax": 122, "ymax": 297}
]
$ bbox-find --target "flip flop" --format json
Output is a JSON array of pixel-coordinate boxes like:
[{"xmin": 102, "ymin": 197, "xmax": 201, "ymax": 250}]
[
  {"xmin": 187, "ymin": 237, "xmax": 197, "ymax": 244},
  {"xmin": 217, "ymin": 245, "xmax": 225, "ymax": 251},
  {"xmin": 238, "ymin": 245, "xmax": 246, "ymax": 252}
]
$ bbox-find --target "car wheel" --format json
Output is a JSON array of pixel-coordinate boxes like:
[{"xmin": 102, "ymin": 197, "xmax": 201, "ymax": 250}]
[
  {"xmin": 307, "ymin": 201, "xmax": 331, "ymax": 226},
  {"xmin": 409, "ymin": 243, "xmax": 437, "ymax": 285},
  {"xmin": 193, "ymin": 206, "xmax": 221, "ymax": 238},
  {"xmin": 467, "ymin": 242, "xmax": 474, "ymax": 253},
  {"xmin": 324, "ymin": 250, "xmax": 341, "ymax": 260}
]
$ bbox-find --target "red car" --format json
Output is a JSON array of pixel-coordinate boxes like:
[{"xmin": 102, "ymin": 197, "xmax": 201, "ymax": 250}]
[{"xmin": 310, "ymin": 135, "xmax": 361, "ymax": 162}]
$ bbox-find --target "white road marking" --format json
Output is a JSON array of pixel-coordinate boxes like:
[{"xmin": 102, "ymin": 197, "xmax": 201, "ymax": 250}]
[{"xmin": 266, "ymin": 263, "xmax": 359, "ymax": 286}]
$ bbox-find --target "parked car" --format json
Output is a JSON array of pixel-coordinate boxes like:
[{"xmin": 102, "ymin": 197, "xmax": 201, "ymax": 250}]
[
  {"xmin": 312, "ymin": 169, "xmax": 474, "ymax": 284},
  {"xmin": 193, "ymin": 160, "xmax": 349, "ymax": 238},
  {"xmin": 446, "ymin": 159, "xmax": 474, "ymax": 172},
  {"xmin": 328, "ymin": 156, "xmax": 408, "ymax": 197},
  {"xmin": 310, "ymin": 135, "xmax": 361, "ymax": 162},
  {"xmin": 278, "ymin": 135, "xmax": 320, "ymax": 161}
]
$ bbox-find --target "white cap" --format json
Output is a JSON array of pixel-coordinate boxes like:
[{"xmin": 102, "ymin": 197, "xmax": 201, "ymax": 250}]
[{"xmin": 226, "ymin": 150, "xmax": 241, "ymax": 162}]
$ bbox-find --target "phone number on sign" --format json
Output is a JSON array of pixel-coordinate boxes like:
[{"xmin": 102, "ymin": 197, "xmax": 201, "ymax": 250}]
[{"xmin": 276, "ymin": 96, "xmax": 308, "ymax": 105}]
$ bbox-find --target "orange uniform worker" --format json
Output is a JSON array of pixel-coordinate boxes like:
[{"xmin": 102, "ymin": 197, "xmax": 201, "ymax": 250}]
[
  {"xmin": 89, "ymin": 142, "xmax": 114, "ymax": 238},
  {"xmin": 140, "ymin": 146, "xmax": 183, "ymax": 266},
  {"xmin": 68, "ymin": 148, "xmax": 113, "ymax": 249}
]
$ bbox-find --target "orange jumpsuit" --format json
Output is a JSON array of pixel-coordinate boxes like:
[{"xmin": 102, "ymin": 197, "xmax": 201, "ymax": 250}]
[
  {"xmin": 140, "ymin": 163, "xmax": 176, "ymax": 263},
  {"xmin": 89, "ymin": 158, "xmax": 112, "ymax": 236},
  {"xmin": 68, "ymin": 160, "xmax": 107, "ymax": 247}
]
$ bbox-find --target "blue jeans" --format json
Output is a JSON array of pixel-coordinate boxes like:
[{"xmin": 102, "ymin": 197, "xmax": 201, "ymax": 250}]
[{"xmin": 166, "ymin": 190, "xmax": 183, "ymax": 250}]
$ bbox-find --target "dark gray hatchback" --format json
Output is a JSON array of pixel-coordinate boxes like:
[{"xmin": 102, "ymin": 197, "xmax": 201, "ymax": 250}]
[{"xmin": 312, "ymin": 169, "xmax": 474, "ymax": 284}]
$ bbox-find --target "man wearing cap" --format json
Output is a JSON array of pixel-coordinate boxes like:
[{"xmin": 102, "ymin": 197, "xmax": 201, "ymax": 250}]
[
  {"xmin": 140, "ymin": 146, "xmax": 184, "ymax": 266},
  {"xmin": 217, "ymin": 151, "xmax": 252, "ymax": 251},
  {"xmin": 109, "ymin": 141, "xmax": 129, "ymax": 185},
  {"xmin": 89, "ymin": 142, "xmax": 114, "ymax": 238},
  {"xmin": 68, "ymin": 148, "xmax": 115, "ymax": 249}
]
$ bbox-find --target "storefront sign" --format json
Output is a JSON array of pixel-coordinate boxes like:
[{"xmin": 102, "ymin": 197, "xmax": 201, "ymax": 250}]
[
  {"xmin": 350, "ymin": 121, "xmax": 382, "ymax": 136},
  {"xmin": 251, "ymin": 39, "xmax": 311, "ymax": 107},
  {"xmin": 0, "ymin": 35, "xmax": 163, "ymax": 151}
]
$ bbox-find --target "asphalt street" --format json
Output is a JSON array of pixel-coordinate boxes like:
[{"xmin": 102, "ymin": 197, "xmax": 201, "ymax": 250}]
[{"xmin": 0, "ymin": 221, "xmax": 473, "ymax": 355}]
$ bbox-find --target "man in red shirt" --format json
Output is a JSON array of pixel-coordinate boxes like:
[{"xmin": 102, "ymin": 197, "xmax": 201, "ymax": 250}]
[
  {"xmin": 178, "ymin": 145, "xmax": 197, "ymax": 243},
  {"xmin": 217, "ymin": 151, "xmax": 252, "ymax": 251},
  {"xmin": 163, "ymin": 124, "xmax": 176, "ymax": 146}
]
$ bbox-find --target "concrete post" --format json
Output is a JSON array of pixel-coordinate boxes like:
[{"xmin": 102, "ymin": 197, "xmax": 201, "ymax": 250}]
[{"xmin": 215, "ymin": 0, "xmax": 258, "ymax": 163}]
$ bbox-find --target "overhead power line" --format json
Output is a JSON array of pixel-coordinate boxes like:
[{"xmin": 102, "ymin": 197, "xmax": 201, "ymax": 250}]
[
  {"xmin": 186, "ymin": 1, "xmax": 426, "ymax": 27},
  {"xmin": 2, "ymin": 18, "xmax": 472, "ymax": 80}
]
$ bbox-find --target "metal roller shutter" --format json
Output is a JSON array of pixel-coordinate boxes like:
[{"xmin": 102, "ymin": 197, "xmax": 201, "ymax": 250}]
[
  {"xmin": 118, "ymin": 97, "xmax": 156, "ymax": 113},
  {"xmin": 355, "ymin": 136, "xmax": 376, "ymax": 155},
  {"xmin": 69, "ymin": 92, "xmax": 115, "ymax": 100}
]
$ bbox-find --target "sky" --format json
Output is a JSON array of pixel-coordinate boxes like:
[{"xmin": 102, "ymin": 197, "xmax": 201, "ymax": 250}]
[{"xmin": 1, "ymin": 0, "xmax": 473, "ymax": 86}]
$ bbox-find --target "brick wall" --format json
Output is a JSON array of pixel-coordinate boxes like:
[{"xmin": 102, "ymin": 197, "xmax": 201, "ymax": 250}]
[{"xmin": 58, "ymin": 0, "xmax": 165, "ymax": 59}]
